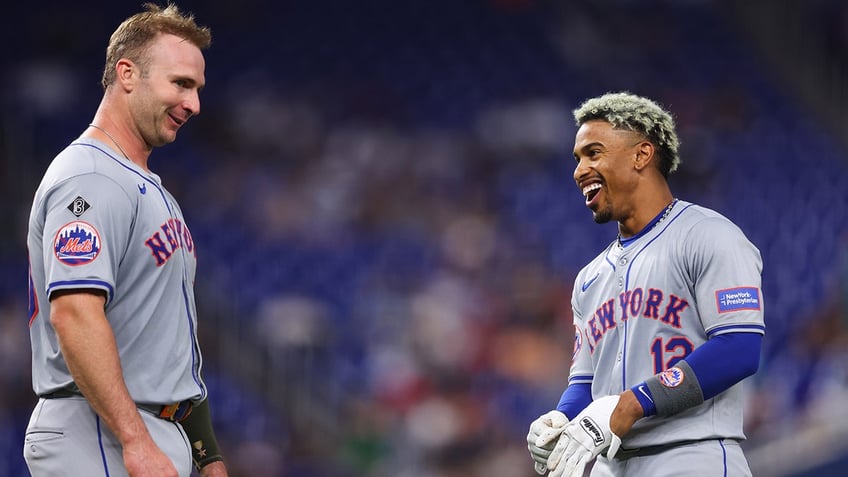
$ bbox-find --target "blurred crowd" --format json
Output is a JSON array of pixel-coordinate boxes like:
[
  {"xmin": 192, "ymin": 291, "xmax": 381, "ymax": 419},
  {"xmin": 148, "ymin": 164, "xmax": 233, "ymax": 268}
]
[{"xmin": 2, "ymin": 1, "xmax": 848, "ymax": 476}]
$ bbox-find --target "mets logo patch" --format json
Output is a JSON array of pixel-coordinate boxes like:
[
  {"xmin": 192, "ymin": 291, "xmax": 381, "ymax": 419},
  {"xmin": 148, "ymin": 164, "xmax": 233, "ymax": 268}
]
[
  {"xmin": 659, "ymin": 367, "xmax": 685, "ymax": 388},
  {"xmin": 572, "ymin": 329, "xmax": 583, "ymax": 359},
  {"xmin": 715, "ymin": 287, "xmax": 761, "ymax": 313},
  {"xmin": 54, "ymin": 221, "xmax": 101, "ymax": 266}
]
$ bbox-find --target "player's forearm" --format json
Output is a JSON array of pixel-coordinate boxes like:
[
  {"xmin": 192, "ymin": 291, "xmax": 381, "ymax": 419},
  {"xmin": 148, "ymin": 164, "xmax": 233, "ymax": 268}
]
[
  {"xmin": 609, "ymin": 390, "xmax": 644, "ymax": 437},
  {"xmin": 626, "ymin": 332, "xmax": 762, "ymax": 420},
  {"xmin": 50, "ymin": 292, "xmax": 151, "ymax": 446},
  {"xmin": 556, "ymin": 382, "xmax": 592, "ymax": 419},
  {"xmin": 182, "ymin": 398, "xmax": 225, "ymax": 470},
  {"xmin": 200, "ymin": 461, "xmax": 228, "ymax": 477}
]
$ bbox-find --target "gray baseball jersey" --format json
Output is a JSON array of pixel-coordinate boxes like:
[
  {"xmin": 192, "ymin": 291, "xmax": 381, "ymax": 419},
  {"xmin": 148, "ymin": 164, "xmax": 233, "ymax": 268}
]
[
  {"xmin": 569, "ymin": 200, "xmax": 765, "ymax": 448},
  {"xmin": 27, "ymin": 137, "xmax": 207, "ymax": 405}
]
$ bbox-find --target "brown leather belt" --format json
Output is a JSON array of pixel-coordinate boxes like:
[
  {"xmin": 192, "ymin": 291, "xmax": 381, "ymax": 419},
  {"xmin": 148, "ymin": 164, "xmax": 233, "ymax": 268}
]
[{"xmin": 41, "ymin": 389, "xmax": 193, "ymax": 423}]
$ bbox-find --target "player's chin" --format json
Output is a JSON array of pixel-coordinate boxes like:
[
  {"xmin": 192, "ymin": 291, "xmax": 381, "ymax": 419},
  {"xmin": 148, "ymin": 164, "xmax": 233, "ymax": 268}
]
[
  {"xmin": 157, "ymin": 128, "xmax": 179, "ymax": 146},
  {"xmin": 151, "ymin": 135, "xmax": 177, "ymax": 148},
  {"xmin": 591, "ymin": 206, "xmax": 614, "ymax": 224}
]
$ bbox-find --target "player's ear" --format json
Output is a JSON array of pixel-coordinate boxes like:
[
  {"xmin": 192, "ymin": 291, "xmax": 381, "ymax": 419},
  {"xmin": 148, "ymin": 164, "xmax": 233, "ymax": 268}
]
[
  {"xmin": 633, "ymin": 141, "xmax": 656, "ymax": 172},
  {"xmin": 115, "ymin": 58, "xmax": 137, "ymax": 92}
]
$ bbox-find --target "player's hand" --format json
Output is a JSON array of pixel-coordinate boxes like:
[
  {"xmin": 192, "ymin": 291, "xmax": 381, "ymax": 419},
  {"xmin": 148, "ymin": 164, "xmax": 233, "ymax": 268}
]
[
  {"xmin": 123, "ymin": 438, "xmax": 179, "ymax": 477},
  {"xmin": 547, "ymin": 395, "xmax": 621, "ymax": 477},
  {"xmin": 527, "ymin": 410, "xmax": 569, "ymax": 474}
]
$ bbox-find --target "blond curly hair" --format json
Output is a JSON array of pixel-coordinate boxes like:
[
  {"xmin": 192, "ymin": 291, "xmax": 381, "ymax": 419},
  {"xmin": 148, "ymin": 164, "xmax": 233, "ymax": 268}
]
[{"xmin": 573, "ymin": 92, "xmax": 680, "ymax": 177}]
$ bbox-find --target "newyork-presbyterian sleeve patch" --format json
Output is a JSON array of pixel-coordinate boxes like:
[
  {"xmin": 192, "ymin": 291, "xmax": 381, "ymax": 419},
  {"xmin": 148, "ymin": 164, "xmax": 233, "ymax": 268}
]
[
  {"xmin": 715, "ymin": 286, "xmax": 761, "ymax": 313},
  {"xmin": 54, "ymin": 221, "xmax": 102, "ymax": 266}
]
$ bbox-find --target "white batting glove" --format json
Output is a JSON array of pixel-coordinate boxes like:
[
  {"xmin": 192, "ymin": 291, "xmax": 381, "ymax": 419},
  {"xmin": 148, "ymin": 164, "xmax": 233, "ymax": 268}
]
[
  {"xmin": 527, "ymin": 410, "xmax": 569, "ymax": 474},
  {"xmin": 547, "ymin": 395, "xmax": 622, "ymax": 477}
]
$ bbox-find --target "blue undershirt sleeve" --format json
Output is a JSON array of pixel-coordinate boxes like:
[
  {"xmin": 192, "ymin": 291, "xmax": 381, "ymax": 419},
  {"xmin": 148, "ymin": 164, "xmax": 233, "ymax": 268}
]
[
  {"xmin": 685, "ymin": 332, "xmax": 762, "ymax": 400},
  {"xmin": 556, "ymin": 382, "xmax": 592, "ymax": 420}
]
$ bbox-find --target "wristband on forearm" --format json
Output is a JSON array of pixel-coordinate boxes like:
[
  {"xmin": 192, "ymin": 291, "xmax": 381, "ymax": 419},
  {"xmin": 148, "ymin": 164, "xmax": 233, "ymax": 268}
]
[
  {"xmin": 180, "ymin": 399, "xmax": 224, "ymax": 469},
  {"xmin": 644, "ymin": 360, "xmax": 705, "ymax": 417}
]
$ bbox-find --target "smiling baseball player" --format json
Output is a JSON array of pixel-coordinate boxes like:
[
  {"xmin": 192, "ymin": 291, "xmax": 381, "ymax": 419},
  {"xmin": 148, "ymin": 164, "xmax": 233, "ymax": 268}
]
[
  {"xmin": 527, "ymin": 92, "xmax": 765, "ymax": 477},
  {"xmin": 24, "ymin": 4, "xmax": 226, "ymax": 476}
]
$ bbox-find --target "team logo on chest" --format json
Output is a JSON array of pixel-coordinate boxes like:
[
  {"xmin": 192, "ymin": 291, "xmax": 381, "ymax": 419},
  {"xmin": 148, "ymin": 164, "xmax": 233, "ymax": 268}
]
[{"xmin": 54, "ymin": 221, "xmax": 101, "ymax": 266}]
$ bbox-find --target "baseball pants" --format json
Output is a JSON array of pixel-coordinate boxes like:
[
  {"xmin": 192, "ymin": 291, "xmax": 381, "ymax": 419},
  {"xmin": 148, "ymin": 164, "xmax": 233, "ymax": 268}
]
[
  {"xmin": 23, "ymin": 396, "xmax": 193, "ymax": 476},
  {"xmin": 591, "ymin": 438, "xmax": 752, "ymax": 477}
]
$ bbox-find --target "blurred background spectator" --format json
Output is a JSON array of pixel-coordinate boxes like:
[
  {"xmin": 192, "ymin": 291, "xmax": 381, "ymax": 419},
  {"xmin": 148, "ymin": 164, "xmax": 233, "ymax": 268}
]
[{"xmin": 2, "ymin": 0, "xmax": 848, "ymax": 476}]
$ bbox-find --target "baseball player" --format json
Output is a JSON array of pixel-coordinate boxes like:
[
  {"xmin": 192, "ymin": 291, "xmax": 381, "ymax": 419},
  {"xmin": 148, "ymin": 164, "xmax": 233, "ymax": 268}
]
[
  {"xmin": 527, "ymin": 92, "xmax": 765, "ymax": 476},
  {"xmin": 24, "ymin": 4, "xmax": 226, "ymax": 476}
]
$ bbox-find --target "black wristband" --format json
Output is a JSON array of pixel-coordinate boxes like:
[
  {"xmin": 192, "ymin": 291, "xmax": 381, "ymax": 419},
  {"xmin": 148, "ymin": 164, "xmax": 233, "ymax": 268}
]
[
  {"xmin": 180, "ymin": 399, "xmax": 224, "ymax": 469},
  {"xmin": 644, "ymin": 360, "xmax": 705, "ymax": 417}
]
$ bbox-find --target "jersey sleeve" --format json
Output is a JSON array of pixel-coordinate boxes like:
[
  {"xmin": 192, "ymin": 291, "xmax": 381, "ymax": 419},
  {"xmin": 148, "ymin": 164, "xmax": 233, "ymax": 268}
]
[
  {"xmin": 569, "ymin": 289, "xmax": 594, "ymax": 386},
  {"xmin": 41, "ymin": 173, "xmax": 134, "ymax": 305},
  {"xmin": 684, "ymin": 217, "xmax": 765, "ymax": 337}
]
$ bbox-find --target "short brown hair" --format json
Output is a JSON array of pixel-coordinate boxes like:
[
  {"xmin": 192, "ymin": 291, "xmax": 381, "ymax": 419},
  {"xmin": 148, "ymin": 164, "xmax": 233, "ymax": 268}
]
[{"xmin": 101, "ymin": 2, "xmax": 212, "ymax": 89}]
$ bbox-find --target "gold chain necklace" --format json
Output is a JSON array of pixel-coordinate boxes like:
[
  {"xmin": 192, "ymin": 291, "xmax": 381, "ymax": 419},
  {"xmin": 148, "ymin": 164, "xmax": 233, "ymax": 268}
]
[{"xmin": 88, "ymin": 123, "xmax": 132, "ymax": 161}]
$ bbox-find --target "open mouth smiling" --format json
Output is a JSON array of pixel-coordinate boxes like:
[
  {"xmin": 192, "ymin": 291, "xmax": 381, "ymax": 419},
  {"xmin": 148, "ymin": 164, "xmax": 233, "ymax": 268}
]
[{"xmin": 582, "ymin": 182, "xmax": 602, "ymax": 205}]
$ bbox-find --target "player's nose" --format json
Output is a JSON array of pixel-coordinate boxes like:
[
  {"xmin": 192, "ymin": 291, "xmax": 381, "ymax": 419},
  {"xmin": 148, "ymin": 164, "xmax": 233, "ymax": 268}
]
[
  {"xmin": 573, "ymin": 158, "xmax": 589, "ymax": 183},
  {"xmin": 183, "ymin": 90, "xmax": 200, "ymax": 118}
]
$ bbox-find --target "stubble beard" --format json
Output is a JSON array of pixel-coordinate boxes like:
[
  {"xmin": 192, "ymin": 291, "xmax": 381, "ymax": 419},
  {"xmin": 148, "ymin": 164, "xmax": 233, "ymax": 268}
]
[{"xmin": 592, "ymin": 202, "xmax": 614, "ymax": 224}]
